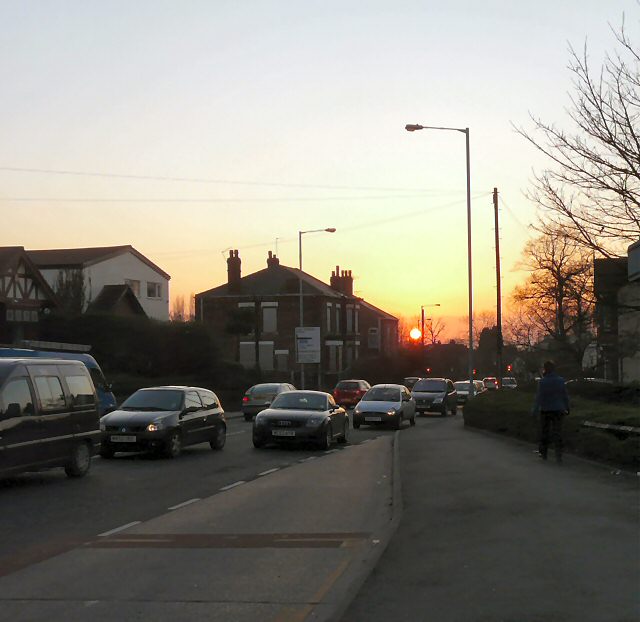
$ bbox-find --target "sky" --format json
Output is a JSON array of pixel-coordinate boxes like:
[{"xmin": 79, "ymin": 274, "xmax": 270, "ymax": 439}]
[{"xmin": 0, "ymin": 0, "xmax": 635, "ymax": 338}]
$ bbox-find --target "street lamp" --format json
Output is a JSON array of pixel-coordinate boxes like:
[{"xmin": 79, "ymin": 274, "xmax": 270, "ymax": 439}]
[
  {"xmin": 298, "ymin": 227, "xmax": 336, "ymax": 389},
  {"xmin": 406, "ymin": 123, "xmax": 474, "ymax": 396},
  {"xmin": 420, "ymin": 303, "xmax": 441, "ymax": 349}
]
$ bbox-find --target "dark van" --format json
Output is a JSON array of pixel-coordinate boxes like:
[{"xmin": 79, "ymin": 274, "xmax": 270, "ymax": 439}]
[{"xmin": 0, "ymin": 359, "xmax": 101, "ymax": 479}]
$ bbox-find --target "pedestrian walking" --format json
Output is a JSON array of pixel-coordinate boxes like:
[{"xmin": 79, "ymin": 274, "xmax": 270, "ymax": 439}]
[{"xmin": 532, "ymin": 360, "xmax": 570, "ymax": 463}]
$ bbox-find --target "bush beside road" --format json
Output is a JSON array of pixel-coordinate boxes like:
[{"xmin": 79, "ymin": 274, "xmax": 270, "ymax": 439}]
[{"xmin": 463, "ymin": 389, "xmax": 640, "ymax": 468}]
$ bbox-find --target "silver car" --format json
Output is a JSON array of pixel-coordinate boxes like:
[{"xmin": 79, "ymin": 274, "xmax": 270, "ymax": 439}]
[
  {"xmin": 353, "ymin": 384, "xmax": 416, "ymax": 430},
  {"xmin": 411, "ymin": 378, "xmax": 458, "ymax": 416},
  {"xmin": 242, "ymin": 383, "xmax": 296, "ymax": 421}
]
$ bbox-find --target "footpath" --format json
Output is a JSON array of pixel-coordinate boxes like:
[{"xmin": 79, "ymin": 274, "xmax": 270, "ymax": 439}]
[{"xmin": 343, "ymin": 416, "xmax": 639, "ymax": 622}]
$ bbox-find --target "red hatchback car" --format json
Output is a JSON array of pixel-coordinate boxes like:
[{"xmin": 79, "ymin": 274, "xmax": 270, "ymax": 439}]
[{"xmin": 333, "ymin": 379, "xmax": 371, "ymax": 408}]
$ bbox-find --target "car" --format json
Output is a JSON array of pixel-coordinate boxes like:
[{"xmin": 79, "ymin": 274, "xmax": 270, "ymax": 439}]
[
  {"xmin": 403, "ymin": 377, "xmax": 420, "ymax": 390},
  {"xmin": 473, "ymin": 380, "xmax": 485, "ymax": 394},
  {"xmin": 502, "ymin": 377, "xmax": 518, "ymax": 389},
  {"xmin": 332, "ymin": 379, "xmax": 371, "ymax": 408},
  {"xmin": 411, "ymin": 378, "xmax": 458, "ymax": 416},
  {"xmin": 242, "ymin": 382, "xmax": 296, "ymax": 421},
  {"xmin": 483, "ymin": 377, "xmax": 499, "ymax": 390},
  {"xmin": 353, "ymin": 384, "xmax": 416, "ymax": 429},
  {"xmin": 0, "ymin": 358, "xmax": 100, "ymax": 479},
  {"xmin": 252, "ymin": 390, "xmax": 348, "ymax": 449},
  {"xmin": 100, "ymin": 386, "xmax": 226, "ymax": 458},
  {"xmin": 453, "ymin": 380, "xmax": 474, "ymax": 404}
]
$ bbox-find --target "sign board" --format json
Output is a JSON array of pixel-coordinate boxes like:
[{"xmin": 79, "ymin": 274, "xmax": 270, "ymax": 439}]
[{"xmin": 296, "ymin": 327, "xmax": 321, "ymax": 364}]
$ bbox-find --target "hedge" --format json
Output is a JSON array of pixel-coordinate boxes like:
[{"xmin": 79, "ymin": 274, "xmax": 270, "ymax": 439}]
[{"xmin": 463, "ymin": 389, "xmax": 640, "ymax": 468}]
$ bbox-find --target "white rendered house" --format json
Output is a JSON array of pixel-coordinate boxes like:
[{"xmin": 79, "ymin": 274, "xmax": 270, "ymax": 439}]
[{"xmin": 28, "ymin": 245, "xmax": 170, "ymax": 321}]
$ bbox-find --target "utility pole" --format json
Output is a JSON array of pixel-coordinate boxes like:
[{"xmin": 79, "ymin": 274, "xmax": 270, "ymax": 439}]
[
  {"xmin": 421, "ymin": 306, "xmax": 425, "ymax": 364},
  {"xmin": 493, "ymin": 188, "xmax": 503, "ymax": 388}
]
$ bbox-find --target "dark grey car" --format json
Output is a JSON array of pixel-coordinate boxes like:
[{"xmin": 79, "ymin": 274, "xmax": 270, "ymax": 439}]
[
  {"xmin": 252, "ymin": 390, "xmax": 348, "ymax": 449},
  {"xmin": 411, "ymin": 378, "xmax": 458, "ymax": 416},
  {"xmin": 100, "ymin": 386, "xmax": 226, "ymax": 458},
  {"xmin": 242, "ymin": 382, "xmax": 296, "ymax": 421}
]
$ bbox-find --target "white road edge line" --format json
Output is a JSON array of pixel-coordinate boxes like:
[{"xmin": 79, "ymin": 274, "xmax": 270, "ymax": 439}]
[
  {"xmin": 258, "ymin": 467, "xmax": 280, "ymax": 477},
  {"xmin": 220, "ymin": 480, "xmax": 246, "ymax": 491},
  {"xmin": 168, "ymin": 498, "xmax": 201, "ymax": 511},
  {"xmin": 98, "ymin": 521, "xmax": 141, "ymax": 537}
]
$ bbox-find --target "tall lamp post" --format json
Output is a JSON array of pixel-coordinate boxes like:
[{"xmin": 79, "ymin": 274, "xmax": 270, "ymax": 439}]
[
  {"xmin": 420, "ymin": 303, "xmax": 441, "ymax": 349},
  {"xmin": 298, "ymin": 227, "xmax": 336, "ymax": 389},
  {"xmin": 406, "ymin": 123, "xmax": 474, "ymax": 396}
]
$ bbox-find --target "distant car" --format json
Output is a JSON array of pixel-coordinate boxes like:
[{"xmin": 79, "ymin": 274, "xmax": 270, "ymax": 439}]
[
  {"xmin": 453, "ymin": 380, "xmax": 474, "ymax": 404},
  {"xmin": 403, "ymin": 377, "xmax": 421, "ymax": 390},
  {"xmin": 252, "ymin": 390, "xmax": 348, "ymax": 449},
  {"xmin": 353, "ymin": 384, "xmax": 416, "ymax": 429},
  {"xmin": 333, "ymin": 379, "xmax": 370, "ymax": 408},
  {"xmin": 242, "ymin": 383, "xmax": 296, "ymax": 421},
  {"xmin": 412, "ymin": 378, "xmax": 458, "ymax": 416},
  {"xmin": 502, "ymin": 377, "xmax": 518, "ymax": 389},
  {"xmin": 473, "ymin": 380, "xmax": 485, "ymax": 394},
  {"xmin": 483, "ymin": 377, "xmax": 499, "ymax": 390},
  {"xmin": 100, "ymin": 386, "xmax": 226, "ymax": 458}
]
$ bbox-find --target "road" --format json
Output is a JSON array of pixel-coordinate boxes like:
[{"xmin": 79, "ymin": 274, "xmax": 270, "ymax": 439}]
[{"xmin": 0, "ymin": 412, "xmax": 399, "ymax": 622}]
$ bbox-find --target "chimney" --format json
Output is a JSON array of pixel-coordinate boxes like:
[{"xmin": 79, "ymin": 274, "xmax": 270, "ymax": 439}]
[
  {"xmin": 227, "ymin": 249, "xmax": 241, "ymax": 292},
  {"xmin": 330, "ymin": 265, "xmax": 341, "ymax": 291},
  {"xmin": 267, "ymin": 250, "xmax": 280, "ymax": 268},
  {"xmin": 329, "ymin": 266, "xmax": 354, "ymax": 296}
]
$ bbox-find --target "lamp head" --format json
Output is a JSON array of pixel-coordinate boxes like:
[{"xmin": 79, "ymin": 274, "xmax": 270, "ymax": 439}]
[
  {"xmin": 405, "ymin": 124, "xmax": 424, "ymax": 132},
  {"xmin": 325, "ymin": 228, "xmax": 337, "ymax": 233}
]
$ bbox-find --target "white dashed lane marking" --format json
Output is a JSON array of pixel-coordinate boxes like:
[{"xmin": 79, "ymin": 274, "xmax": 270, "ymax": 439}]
[
  {"xmin": 98, "ymin": 521, "xmax": 141, "ymax": 537},
  {"xmin": 258, "ymin": 468, "xmax": 280, "ymax": 477},
  {"xmin": 220, "ymin": 481, "xmax": 246, "ymax": 492},
  {"xmin": 168, "ymin": 498, "xmax": 201, "ymax": 511}
]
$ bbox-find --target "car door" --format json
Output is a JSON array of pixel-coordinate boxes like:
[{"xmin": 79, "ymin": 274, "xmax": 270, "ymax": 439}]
[
  {"xmin": 198, "ymin": 390, "xmax": 221, "ymax": 441},
  {"xmin": 327, "ymin": 394, "xmax": 344, "ymax": 437},
  {"xmin": 446, "ymin": 381, "xmax": 456, "ymax": 412},
  {"xmin": 181, "ymin": 390, "xmax": 206, "ymax": 445}
]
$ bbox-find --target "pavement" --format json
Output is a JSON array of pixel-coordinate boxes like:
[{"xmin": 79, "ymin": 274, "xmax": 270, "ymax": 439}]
[
  {"xmin": 0, "ymin": 413, "xmax": 399, "ymax": 622},
  {"xmin": 342, "ymin": 414, "xmax": 640, "ymax": 622}
]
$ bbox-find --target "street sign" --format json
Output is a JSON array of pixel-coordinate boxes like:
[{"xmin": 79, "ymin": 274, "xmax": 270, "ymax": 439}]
[{"xmin": 296, "ymin": 327, "xmax": 321, "ymax": 364}]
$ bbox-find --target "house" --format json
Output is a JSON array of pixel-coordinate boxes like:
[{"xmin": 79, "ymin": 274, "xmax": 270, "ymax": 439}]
[
  {"xmin": 27, "ymin": 245, "xmax": 170, "ymax": 321},
  {"xmin": 0, "ymin": 246, "xmax": 58, "ymax": 344},
  {"xmin": 195, "ymin": 250, "xmax": 398, "ymax": 387},
  {"xmin": 593, "ymin": 240, "xmax": 640, "ymax": 383}
]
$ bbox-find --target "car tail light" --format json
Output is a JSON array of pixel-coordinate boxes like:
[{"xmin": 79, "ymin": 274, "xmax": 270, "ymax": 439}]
[{"xmin": 242, "ymin": 396, "xmax": 249, "ymax": 403}]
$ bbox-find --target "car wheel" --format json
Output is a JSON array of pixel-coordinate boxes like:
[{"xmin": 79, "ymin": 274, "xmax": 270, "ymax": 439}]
[
  {"xmin": 338, "ymin": 420, "xmax": 349, "ymax": 444},
  {"xmin": 252, "ymin": 436, "xmax": 265, "ymax": 449},
  {"xmin": 210, "ymin": 424, "xmax": 226, "ymax": 450},
  {"xmin": 99, "ymin": 444, "xmax": 115, "ymax": 459},
  {"xmin": 164, "ymin": 432, "xmax": 182, "ymax": 458},
  {"xmin": 319, "ymin": 424, "xmax": 332, "ymax": 450},
  {"xmin": 65, "ymin": 442, "xmax": 91, "ymax": 478},
  {"xmin": 353, "ymin": 419, "xmax": 360, "ymax": 429},
  {"xmin": 244, "ymin": 413, "xmax": 252, "ymax": 422},
  {"xmin": 410, "ymin": 415, "xmax": 416, "ymax": 426}
]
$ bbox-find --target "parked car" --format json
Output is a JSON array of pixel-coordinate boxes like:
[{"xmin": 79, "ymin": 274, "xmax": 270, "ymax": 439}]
[
  {"xmin": 411, "ymin": 378, "xmax": 458, "ymax": 416},
  {"xmin": 333, "ymin": 379, "xmax": 371, "ymax": 408},
  {"xmin": 242, "ymin": 383, "xmax": 296, "ymax": 421},
  {"xmin": 100, "ymin": 386, "xmax": 226, "ymax": 458},
  {"xmin": 483, "ymin": 377, "xmax": 499, "ymax": 390},
  {"xmin": 403, "ymin": 377, "xmax": 420, "ymax": 390},
  {"xmin": 453, "ymin": 380, "xmax": 473, "ymax": 404},
  {"xmin": 0, "ymin": 347, "xmax": 117, "ymax": 415},
  {"xmin": 0, "ymin": 358, "xmax": 100, "ymax": 479},
  {"xmin": 502, "ymin": 377, "xmax": 518, "ymax": 389},
  {"xmin": 252, "ymin": 390, "xmax": 348, "ymax": 449},
  {"xmin": 353, "ymin": 384, "xmax": 416, "ymax": 429}
]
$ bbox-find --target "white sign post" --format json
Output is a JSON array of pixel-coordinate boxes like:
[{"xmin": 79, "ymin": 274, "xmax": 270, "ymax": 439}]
[{"xmin": 296, "ymin": 327, "xmax": 321, "ymax": 364}]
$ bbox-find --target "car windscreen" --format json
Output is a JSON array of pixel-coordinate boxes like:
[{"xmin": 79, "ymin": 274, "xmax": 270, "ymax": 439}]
[
  {"xmin": 88, "ymin": 367, "xmax": 109, "ymax": 391},
  {"xmin": 120, "ymin": 389, "xmax": 184, "ymax": 412},
  {"xmin": 336, "ymin": 381, "xmax": 359, "ymax": 390},
  {"xmin": 454, "ymin": 382, "xmax": 471, "ymax": 391},
  {"xmin": 363, "ymin": 387, "xmax": 400, "ymax": 402},
  {"xmin": 270, "ymin": 393, "xmax": 327, "ymax": 411},
  {"xmin": 413, "ymin": 379, "xmax": 447, "ymax": 392},
  {"xmin": 249, "ymin": 383, "xmax": 281, "ymax": 396}
]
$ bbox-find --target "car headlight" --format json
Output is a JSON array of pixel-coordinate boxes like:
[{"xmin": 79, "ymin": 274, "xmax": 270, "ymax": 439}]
[
  {"xmin": 99, "ymin": 422, "xmax": 106, "ymax": 431},
  {"xmin": 254, "ymin": 414, "xmax": 265, "ymax": 426},
  {"xmin": 306, "ymin": 415, "xmax": 325, "ymax": 427},
  {"xmin": 387, "ymin": 409, "xmax": 397, "ymax": 416},
  {"xmin": 354, "ymin": 408, "xmax": 361, "ymax": 415},
  {"xmin": 147, "ymin": 422, "xmax": 161, "ymax": 432}
]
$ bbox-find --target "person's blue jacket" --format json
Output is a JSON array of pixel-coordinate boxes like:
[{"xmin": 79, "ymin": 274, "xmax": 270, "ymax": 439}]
[{"xmin": 533, "ymin": 372, "xmax": 570, "ymax": 414}]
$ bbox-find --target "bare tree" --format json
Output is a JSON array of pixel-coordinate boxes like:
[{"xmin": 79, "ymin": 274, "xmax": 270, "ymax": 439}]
[
  {"xmin": 170, "ymin": 295, "xmax": 186, "ymax": 321},
  {"xmin": 516, "ymin": 18, "xmax": 640, "ymax": 257},
  {"xmin": 424, "ymin": 317, "xmax": 447, "ymax": 345},
  {"xmin": 511, "ymin": 225, "xmax": 595, "ymax": 364}
]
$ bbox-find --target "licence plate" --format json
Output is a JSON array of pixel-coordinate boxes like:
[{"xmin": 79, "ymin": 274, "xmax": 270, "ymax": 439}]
[
  {"xmin": 272, "ymin": 429, "xmax": 295, "ymax": 437},
  {"xmin": 365, "ymin": 416, "xmax": 382, "ymax": 422},
  {"xmin": 110, "ymin": 435, "xmax": 137, "ymax": 443}
]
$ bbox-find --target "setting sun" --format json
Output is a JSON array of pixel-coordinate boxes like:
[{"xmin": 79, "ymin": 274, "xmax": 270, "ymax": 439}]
[{"xmin": 409, "ymin": 328, "xmax": 422, "ymax": 341}]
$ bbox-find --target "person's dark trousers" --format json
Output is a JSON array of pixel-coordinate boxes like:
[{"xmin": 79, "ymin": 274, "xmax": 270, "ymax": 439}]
[{"xmin": 539, "ymin": 410, "xmax": 564, "ymax": 460}]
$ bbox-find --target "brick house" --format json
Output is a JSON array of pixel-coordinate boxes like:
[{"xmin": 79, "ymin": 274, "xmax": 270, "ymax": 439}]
[{"xmin": 195, "ymin": 251, "xmax": 398, "ymax": 387}]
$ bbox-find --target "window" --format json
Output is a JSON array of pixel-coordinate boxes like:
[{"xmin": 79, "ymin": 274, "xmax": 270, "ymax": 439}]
[
  {"xmin": 326, "ymin": 303, "xmax": 332, "ymax": 332},
  {"xmin": 336, "ymin": 305, "xmax": 341, "ymax": 333},
  {"xmin": 355, "ymin": 307, "xmax": 359, "ymax": 332},
  {"xmin": 124, "ymin": 279, "xmax": 140, "ymax": 296},
  {"xmin": 262, "ymin": 305, "xmax": 277, "ymax": 333},
  {"xmin": 1, "ymin": 379, "xmax": 34, "ymax": 417},
  {"xmin": 275, "ymin": 350, "xmax": 289, "ymax": 372},
  {"xmin": 259, "ymin": 341, "xmax": 274, "ymax": 371},
  {"xmin": 346, "ymin": 305, "xmax": 353, "ymax": 332},
  {"xmin": 239, "ymin": 342, "xmax": 256, "ymax": 368},
  {"xmin": 65, "ymin": 374, "xmax": 95, "ymax": 407},
  {"xmin": 368, "ymin": 327, "xmax": 379, "ymax": 349},
  {"xmin": 185, "ymin": 391, "xmax": 203, "ymax": 410},
  {"xmin": 34, "ymin": 376, "xmax": 66, "ymax": 410},
  {"xmin": 147, "ymin": 282, "xmax": 162, "ymax": 298},
  {"xmin": 199, "ymin": 391, "xmax": 219, "ymax": 408}
]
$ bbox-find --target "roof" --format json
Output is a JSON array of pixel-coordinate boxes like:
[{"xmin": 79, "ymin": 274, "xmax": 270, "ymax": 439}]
[
  {"xmin": 86, "ymin": 284, "xmax": 147, "ymax": 316},
  {"xmin": 27, "ymin": 245, "xmax": 171, "ymax": 280},
  {"xmin": 358, "ymin": 298, "xmax": 398, "ymax": 322},
  {"xmin": 196, "ymin": 263, "xmax": 345, "ymax": 299},
  {"xmin": 0, "ymin": 246, "xmax": 58, "ymax": 305}
]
